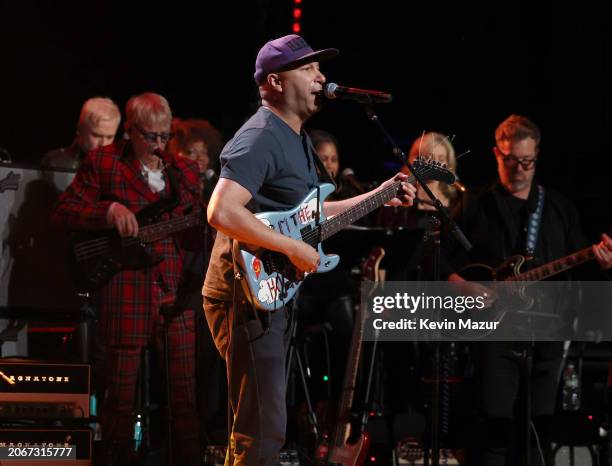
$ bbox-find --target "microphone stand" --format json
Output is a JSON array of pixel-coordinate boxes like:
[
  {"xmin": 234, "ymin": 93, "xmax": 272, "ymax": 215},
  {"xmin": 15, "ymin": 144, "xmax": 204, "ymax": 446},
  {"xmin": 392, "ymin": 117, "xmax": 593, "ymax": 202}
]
[
  {"xmin": 360, "ymin": 103, "xmax": 470, "ymax": 253},
  {"xmin": 360, "ymin": 101, "xmax": 472, "ymax": 466}
]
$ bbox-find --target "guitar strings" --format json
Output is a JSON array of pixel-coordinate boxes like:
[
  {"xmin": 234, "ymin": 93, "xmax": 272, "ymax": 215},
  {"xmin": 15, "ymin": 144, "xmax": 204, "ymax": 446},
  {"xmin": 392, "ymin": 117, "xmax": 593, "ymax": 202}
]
[
  {"xmin": 74, "ymin": 213, "xmax": 200, "ymax": 260},
  {"xmin": 301, "ymin": 159, "xmax": 447, "ymax": 244},
  {"xmin": 303, "ymin": 157, "xmax": 448, "ymax": 244},
  {"xmin": 300, "ymin": 178, "xmax": 405, "ymax": 245},
  {"xmin": 76, "ymin": 218, "xmax": 198, "ymax": 260}
]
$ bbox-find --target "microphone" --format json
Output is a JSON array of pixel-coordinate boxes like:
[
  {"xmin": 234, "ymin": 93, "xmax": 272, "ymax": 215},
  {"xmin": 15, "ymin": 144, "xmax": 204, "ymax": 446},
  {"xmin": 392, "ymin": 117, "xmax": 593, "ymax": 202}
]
[
  {"xmin": 0, "ymin": 146, "xmax": 12, "ymax": 163},
  {"xmin": 453, "ymin": 179, "xmax": 467, "ymax": 193},
  {"xmin": 204, "ymin": 169, "xmax": 216, "ymax": 182},
  {"xmin": 152, "ymin": 148, "xmax": 173, "ymax": 165},
  {"xmin": 453, "ymin": 178, "xmax": 467, "ymax": 193},
  {"xmin": 203, "ymin": 169, "xmax": 219, "ymax": 184},
  {"xmin": 323, "ymin": 82, "xmax": 393, "ymax": 104},
  {"xmin": 341, "ymin": 167, "xmax": 365, "ymax": 194}
]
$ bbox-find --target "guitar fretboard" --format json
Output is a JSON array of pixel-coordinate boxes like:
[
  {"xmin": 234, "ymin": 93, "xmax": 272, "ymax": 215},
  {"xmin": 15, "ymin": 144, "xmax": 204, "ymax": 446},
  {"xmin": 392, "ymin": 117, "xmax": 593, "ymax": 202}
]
[
  {"xmin": 321, "ymin": 178, "xmax": 410, "ymax": 240},
  {"xmin": 508, "ymin": 246, "xmax": 594, "ymax": 282},
  {"xmin": 139, "ymin": 212, "xmax": 203, "ymax": 243}
]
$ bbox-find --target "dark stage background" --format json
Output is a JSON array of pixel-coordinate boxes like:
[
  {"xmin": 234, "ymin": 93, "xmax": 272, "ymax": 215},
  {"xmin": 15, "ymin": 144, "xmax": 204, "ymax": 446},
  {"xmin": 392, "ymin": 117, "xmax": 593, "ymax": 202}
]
[{"xmin": 1, "ymin": 0, "xmax": 610, "ymax": 238}]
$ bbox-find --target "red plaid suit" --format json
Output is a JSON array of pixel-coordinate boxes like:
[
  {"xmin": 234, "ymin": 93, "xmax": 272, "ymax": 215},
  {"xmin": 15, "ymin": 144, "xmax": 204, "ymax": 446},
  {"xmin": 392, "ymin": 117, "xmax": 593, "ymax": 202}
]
[{"xmin": 51, "ymin": 140, "xmax": 202, "ymax": 463}]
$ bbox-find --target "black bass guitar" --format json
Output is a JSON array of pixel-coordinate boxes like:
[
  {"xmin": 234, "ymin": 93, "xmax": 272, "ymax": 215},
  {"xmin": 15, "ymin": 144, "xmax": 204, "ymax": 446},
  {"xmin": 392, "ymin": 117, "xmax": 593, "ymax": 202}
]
[{"xmin": 72, "ymin": 201, "xmax": 203, "ymax": 292}]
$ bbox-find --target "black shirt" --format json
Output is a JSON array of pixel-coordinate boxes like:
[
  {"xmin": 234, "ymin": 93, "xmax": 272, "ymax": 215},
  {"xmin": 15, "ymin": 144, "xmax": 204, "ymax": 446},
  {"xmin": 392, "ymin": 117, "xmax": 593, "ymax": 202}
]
[{"xmin": 446, "ymin": 181, "xmax": 591, "ymax": 277}]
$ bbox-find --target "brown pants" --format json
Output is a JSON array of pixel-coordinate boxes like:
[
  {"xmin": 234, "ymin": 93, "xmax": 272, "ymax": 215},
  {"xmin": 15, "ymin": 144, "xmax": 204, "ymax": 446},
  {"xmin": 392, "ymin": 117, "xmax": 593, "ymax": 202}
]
[{"xmin": 204, "ymin": 295, "xmax": 291, "ymax": 466}]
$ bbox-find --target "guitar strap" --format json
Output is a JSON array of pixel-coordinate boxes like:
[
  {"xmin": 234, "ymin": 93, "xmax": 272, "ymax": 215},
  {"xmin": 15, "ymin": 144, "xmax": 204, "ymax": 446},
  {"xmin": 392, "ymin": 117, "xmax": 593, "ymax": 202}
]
[
  {"xmin": 164, "ymin": 161, "xmax": 208, "ymax": 215},
  {"xmin": 161, "ymin": 164, "xmax": 181, "ymax": 211},
  {"xmin": 525, "ymin": 184, "xmax": 545, "ymax": 260},
  {"xmin": 304, "ymin": 133, "xmax": 337, "ymax": 189},
  {"xmin": 303, "ymin": 133, "xmax": 332, "ymax": 231}
]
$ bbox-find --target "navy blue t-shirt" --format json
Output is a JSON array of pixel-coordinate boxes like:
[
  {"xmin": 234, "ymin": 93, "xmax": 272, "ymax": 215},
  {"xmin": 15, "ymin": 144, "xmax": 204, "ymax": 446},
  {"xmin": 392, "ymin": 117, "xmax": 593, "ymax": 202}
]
[{"xmin": 203, "ymin": 107, "xmax": 319, "ymax": 300}]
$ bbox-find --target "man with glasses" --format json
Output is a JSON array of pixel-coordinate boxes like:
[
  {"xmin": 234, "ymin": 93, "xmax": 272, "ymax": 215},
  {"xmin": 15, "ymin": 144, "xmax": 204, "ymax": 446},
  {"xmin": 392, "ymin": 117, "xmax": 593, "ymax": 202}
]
[
  {"xmin": 52, "ymin": 93, "xmax": 202, "ymax": 465},
  {"xmin": 446, "ymin": 114, "xmax": 612, "ymax": 465}
]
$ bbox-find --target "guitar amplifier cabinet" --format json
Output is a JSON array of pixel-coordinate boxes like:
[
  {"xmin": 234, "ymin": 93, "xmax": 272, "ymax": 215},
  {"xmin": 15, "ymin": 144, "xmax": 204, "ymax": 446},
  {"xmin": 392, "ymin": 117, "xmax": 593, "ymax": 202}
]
[
  {"xmin": 0, "ymin": 162, "xmax": 80, "ymax": 312},
  {"xmin": 0, "ymin": 426, "xmax": 91, "ymax": 465},
  {"xmin": 0, "ymin": 360, "xmax": 90, "ymax": 418},
  {"xmin": 204, "ymin": 446, "xmax": 299, "ymax": 466}
]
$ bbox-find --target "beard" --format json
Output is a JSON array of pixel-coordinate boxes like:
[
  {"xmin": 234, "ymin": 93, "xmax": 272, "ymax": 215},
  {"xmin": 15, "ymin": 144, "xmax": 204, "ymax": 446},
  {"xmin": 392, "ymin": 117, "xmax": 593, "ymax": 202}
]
[{"xmin": 503, "ymin": 175, "xmax": 532, "ymax": 195}]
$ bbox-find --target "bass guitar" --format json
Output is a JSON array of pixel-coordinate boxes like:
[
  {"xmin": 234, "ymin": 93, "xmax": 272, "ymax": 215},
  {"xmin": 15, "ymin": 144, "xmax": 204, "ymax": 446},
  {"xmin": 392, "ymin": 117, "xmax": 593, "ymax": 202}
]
[{"xmin": 72, "ymin": 202, "xmax": 203, "ymax": 292}]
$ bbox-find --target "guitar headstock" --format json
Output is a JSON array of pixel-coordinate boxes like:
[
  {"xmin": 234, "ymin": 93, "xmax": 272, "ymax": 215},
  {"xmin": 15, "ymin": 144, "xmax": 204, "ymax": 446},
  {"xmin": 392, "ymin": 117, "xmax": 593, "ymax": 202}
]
[
  {"xmin": 411, "ymin": 155, "xmax": 456, "ymax": 185},
  {"xmin": 0, "ymin": 171, "xmax": 21, "ymax": 193}
]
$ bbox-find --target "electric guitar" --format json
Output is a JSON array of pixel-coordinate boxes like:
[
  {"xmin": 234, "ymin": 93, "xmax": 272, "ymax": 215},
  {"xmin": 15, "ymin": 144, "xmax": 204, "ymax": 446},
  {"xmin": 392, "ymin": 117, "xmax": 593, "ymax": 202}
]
[
  {"xmin": 457, "ymin": 246, "xmax": 597, "ymax": 334},
  {"xmin": 459, "ymin": 246, "xmax": 595, "ymax": 282},
  {"xmin": 72, "ymin": 202, "xmax": 203, "ymax": 291},
  {"xmin": 319, "ymin": 247, "xmax": 386, "ymax": 466},
  {"xmin": 233, "ymin": 157, "xmax": 456, "ymax": 311}
]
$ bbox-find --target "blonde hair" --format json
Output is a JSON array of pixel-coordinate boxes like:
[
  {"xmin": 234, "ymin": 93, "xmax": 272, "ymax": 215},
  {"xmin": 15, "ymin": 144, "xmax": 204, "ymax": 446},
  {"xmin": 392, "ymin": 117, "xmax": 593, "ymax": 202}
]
[
  {"xmin": 77, "ymin": 97, "xmax": 120, "ymax": 131},
  {"xmin": 408, "ymin": 132, "xmax": 457, "ymax": 199},
  {"xmin": 125, "ymin": 92, "xmax": 172, "ymax": 129}
]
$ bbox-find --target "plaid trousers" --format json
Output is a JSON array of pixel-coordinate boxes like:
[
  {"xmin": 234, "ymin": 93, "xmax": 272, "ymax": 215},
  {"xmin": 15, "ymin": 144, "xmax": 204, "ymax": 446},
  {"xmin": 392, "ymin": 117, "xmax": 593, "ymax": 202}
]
[{"xmin": 100, "ymin": 281, "xmax": 200, "ymax": 464}]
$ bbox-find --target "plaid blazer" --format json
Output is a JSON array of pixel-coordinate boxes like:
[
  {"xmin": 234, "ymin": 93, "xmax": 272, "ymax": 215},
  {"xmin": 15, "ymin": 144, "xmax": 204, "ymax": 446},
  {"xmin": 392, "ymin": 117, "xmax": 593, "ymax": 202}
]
[{"xmin": 51, "ymin": 141, "xmax": 203, "ymax": 345}]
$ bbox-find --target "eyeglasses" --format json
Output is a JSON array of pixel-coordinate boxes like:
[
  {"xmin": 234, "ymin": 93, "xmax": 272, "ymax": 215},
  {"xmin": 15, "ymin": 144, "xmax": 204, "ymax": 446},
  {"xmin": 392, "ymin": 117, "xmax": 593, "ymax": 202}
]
[
  {"xmin": 134, "ymin": 125, "xmax": 174, "ymax": 144},
  {"xmin": 495, "ymin": 149, "xmax": 537, "ymax": 170}
]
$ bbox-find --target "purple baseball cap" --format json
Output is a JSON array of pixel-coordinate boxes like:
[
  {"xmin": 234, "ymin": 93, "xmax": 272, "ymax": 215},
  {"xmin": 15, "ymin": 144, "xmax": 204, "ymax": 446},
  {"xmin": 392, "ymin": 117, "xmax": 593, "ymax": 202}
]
[{"xmin": 254, "ymin": 34, "xmax": 339, "ymax": 85}]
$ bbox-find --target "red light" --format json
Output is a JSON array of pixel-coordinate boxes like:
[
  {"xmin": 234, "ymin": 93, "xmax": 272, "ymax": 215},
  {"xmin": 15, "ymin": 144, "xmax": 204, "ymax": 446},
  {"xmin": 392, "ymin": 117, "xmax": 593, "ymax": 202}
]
[
  {"xmin": 293, "ymin": 8, "xmax": 302, "ymax": 19},
  {"xmin": 370, "ymin": 456, "xmax": 376, "ymax": 462},
  {"xmin": 369, "ymin": 411, "xmax": 376, "ymax": 417},
  {"xmin": 294, "ymin": 0, "xmax": 302, "ymax": 4},
  {"xmin": 588, "ymin": 415, "xmax": 594, "ymax": 421},
  {"xmin": 293, "ymin": 22, "xmax": 301, "ymax": 33}
]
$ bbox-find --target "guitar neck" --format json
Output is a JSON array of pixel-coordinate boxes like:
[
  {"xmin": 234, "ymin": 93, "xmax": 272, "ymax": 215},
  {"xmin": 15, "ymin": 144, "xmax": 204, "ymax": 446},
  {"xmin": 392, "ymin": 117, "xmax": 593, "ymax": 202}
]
[
  {"xmin": 138, "ymin": 212, "xmax": 202, "ymax": 243},
  {"xmin": 511, "ymin": 246, "xmax": 595, "ymax": 282},
  {"xmin": 321, "ymin": 177, "xmax": 412, "ymax": 240}
]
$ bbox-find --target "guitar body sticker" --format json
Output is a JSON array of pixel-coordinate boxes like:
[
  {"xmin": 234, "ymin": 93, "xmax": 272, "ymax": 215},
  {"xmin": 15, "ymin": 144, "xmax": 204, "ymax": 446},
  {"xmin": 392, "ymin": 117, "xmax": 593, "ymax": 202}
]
[
  {"xmin": 252, "ymin": 256, "xmax": 262, "ymax": 280},
  {"xmin": 257, "ymin": 275, "xmax": 281, "ymax": 305}
]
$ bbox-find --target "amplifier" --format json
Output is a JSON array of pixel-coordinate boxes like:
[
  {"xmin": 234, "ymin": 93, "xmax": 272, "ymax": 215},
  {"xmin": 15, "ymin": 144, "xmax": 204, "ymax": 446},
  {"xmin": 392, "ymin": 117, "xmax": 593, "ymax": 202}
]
[
  {"xmin": 204, "ymin": 446, "xmax": 299, "ymax": 466},
  {"xmin": 0, "ymin": 163, "xmax": 80, "ymax": 311},
  {"xmin": 0, "ymin": 427, "xmax": 91, "ymax": 465},
  {"xmin": 0, "ymin": 360, "xmax": 90, "ymax": 418}
]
